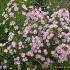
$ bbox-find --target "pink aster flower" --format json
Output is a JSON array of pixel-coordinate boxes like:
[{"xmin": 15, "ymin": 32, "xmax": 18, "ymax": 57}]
[
  {"xmin": 14, "ymin": 57, "xmax": 20, "ymax": 65},
  {"xmin": 43, "ymin": 58, "xmax": 52, "ymax": 68},
  {"xmin": 9, "ymin": 12, "xmax": 14, "ymax": 17},
  {"xmin": 0, "ymin": 65, "xmax": 2, "ymax": 70},
  {"xmin": 18, "ymin": 41, "xmax": 22, "ymax": 47},
  {"xmin": 9, "ymin": 32, "xmax": 14, "ymax": 36},
  {"xmin": 43, "ymin": 29, "xmax": 54, "ymax": 40},
  {"xmin": 4, "ymin": 49, "xmax": 8, "ymax": 53},
  {"xmin": 23, "ymin": 25, "xmax": 31, "ymax": 37},
  {"xmin": 11, "ymin": 41, "xmax": 16, "ymax": 48},
  {"xmin": 8, "ymin": 32, "xmax": 14, "ymax": 41}
]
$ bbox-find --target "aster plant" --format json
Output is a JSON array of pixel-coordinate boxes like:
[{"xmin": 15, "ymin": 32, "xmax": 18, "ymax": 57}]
[{"xmin": 0, "ymin": 0, "xmax": 70, "ymax": 70}]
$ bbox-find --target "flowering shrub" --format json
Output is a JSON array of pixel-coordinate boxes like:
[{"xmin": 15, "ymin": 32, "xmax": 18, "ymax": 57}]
[{"xmin": 0, "ymin": 0, "xmax": 70, "ymax": 70}]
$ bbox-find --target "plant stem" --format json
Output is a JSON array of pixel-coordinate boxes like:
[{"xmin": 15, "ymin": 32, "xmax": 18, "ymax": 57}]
[{"xmin": 18, "ymin": 64, "xmax": 21, "ymax": 70}]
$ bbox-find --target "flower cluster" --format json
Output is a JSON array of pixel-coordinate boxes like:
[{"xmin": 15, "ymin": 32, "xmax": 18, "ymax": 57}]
[
  {"xmin": 26, "ymin": 8, "xmax": 46, "ymax": 21},
  {"xmin": 2, "ymin": 0, "xmax": 18, "ymax": 18},
  {"xmin": 1, "ymin": 0, "xmax": 70, "ymax": 70},
  {"xmin": 51, "ymin": 43, "xmax": 70, "ymax": 63}
]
